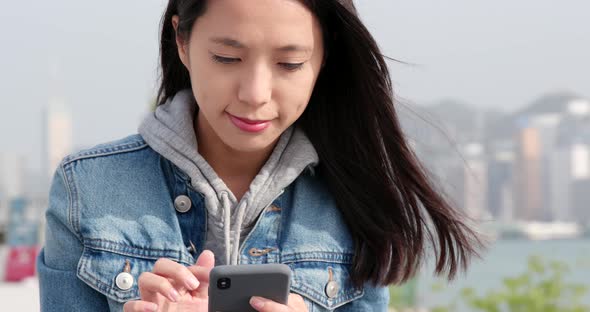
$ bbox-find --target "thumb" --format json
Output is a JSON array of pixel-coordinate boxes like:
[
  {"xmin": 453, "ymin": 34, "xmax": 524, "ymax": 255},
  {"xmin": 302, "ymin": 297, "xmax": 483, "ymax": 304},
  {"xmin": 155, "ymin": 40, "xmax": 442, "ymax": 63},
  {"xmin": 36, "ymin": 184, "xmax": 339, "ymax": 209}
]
[
  {"xmin": 195, "ymin": 249, "xmax": 215, "ymax": 268},
  {"xmin": 250, "ymin": 296, "xmax": 290, "ymax": 312},
  {"xmin": 187, "ymin": 250, "xmax": 215, "ymax": 300}
]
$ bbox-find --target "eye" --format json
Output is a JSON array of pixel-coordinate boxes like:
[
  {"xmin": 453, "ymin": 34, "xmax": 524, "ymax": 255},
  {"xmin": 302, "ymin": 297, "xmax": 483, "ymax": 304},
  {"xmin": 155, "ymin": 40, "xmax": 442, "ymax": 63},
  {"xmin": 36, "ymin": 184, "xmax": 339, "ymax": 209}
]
[
  {"xmin": 211, "ymin": 54, "xmax": 240, "ymax": 64},
  {"xmin": 279, "ymin": 62, "xmax": 305, "ymax": 71}
]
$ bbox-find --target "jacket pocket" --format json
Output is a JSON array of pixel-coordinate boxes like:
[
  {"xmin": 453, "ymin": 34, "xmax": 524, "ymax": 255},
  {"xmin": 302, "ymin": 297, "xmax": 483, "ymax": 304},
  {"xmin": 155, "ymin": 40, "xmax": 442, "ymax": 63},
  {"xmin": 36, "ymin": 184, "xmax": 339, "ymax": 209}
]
[
  {"xmin": 285, "ymin": 257, "xmax": 364, "ymax": 311},
  {"xmin": 76, "ymin": 240, "xmax": 193, "ymax": 303}
]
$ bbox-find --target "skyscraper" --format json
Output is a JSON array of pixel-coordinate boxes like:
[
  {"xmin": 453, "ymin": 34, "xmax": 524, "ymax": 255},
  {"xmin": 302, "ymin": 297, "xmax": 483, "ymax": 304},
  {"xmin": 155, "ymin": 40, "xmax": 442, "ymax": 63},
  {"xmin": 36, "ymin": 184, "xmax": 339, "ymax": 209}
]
[
  {"xmin": 463, "ymin": 143, "xmax": 488, "ymax": 219},
  {"xmin": 486, "ymin": 141, "xmax": 514, "ymax": 222},
  {"xmin": 550, "ymin": 146, "xmax": 572, "ymax": 221},
  {"xmin": 42, "ymin": 93, "xmax": 72, "ymax": 183},
  {"xmin": 42, "ymin": 62, "xmax": 73, "ymax": 184},
  {"xmin": 513, "ymin": 124, "xmax": 543, "ymax": 221},
  {"xmin": 550, "ymin": 98, "xmax": 590, "ymax": 222}
]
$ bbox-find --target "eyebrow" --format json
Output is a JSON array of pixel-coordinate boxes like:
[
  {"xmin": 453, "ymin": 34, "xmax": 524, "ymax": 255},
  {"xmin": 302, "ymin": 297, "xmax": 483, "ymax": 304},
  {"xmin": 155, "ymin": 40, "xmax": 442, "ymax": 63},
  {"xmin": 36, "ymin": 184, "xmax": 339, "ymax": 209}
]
[
  {"xmin": 209, "ymin": 36, "xmax": 312, "ymax": 53},
  {"xmin": 276, "ymin": 44, "xmax": 312, "ymax": 53},
  {"xmin": 210, "ymin": 37, "xmax": 245, "ymax": 49}
]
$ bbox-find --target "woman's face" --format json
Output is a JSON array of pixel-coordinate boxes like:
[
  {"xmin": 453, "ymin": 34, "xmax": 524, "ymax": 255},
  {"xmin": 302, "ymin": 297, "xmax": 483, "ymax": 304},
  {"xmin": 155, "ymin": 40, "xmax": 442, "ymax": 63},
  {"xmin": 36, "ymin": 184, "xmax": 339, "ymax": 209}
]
[{"xmin": 174, "ymin": 0, "xmax": 324, "ymax": 153}]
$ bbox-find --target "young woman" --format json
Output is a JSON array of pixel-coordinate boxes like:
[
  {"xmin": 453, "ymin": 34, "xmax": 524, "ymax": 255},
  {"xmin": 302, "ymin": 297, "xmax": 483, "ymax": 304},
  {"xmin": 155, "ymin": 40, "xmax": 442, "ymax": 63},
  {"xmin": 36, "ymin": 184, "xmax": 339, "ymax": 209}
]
[{"xmin": 37, "ymin": 0, "xmax": 483, "ymax": 311}]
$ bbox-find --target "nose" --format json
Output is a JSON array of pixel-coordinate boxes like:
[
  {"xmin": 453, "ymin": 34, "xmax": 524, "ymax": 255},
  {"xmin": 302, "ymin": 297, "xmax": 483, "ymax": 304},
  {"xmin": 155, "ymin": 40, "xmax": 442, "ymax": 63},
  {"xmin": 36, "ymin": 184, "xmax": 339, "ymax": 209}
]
[{"xmin": 237, "ymin": 62, "xmax": 272, "ymax": 107}]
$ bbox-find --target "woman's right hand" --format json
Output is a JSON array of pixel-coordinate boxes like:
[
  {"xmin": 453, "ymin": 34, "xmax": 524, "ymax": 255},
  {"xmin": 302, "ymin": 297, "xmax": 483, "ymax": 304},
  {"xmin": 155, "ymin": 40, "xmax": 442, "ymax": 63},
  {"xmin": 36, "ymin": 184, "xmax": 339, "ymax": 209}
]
[{"xmin": 123, "ymin": 250, "xmax": 215, "ymax": 312}]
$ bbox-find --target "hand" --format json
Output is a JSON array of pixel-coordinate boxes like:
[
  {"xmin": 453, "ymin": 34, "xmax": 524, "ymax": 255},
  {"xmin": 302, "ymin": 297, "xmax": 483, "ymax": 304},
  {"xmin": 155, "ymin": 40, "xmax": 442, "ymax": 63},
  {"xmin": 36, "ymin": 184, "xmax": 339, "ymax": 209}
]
[
  {"xmin": 123, "ymin": 250, "xmax": 215, "ymax": 312},
  {"xmin": 249, "ymin": 293, "xmax": 309, "ymax": 312}
]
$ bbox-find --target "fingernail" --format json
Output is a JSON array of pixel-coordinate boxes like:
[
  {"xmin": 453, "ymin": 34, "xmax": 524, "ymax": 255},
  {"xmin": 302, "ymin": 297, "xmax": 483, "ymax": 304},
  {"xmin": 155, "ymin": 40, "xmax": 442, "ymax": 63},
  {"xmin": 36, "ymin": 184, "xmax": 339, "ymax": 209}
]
[
  {"xmin": 250, "ymin": 296, "xmax": 265, "ymax": 309},
  {"xmin": 145, "ymin": 303, "xmax": 158, "ymax": 312},
  {"xmin": 186, "ymin": 277, "xmax": 200, "ymax": 290},
  {"xmin": 168, "ymin": 289, "xmax": 180, "ymax": 302}
]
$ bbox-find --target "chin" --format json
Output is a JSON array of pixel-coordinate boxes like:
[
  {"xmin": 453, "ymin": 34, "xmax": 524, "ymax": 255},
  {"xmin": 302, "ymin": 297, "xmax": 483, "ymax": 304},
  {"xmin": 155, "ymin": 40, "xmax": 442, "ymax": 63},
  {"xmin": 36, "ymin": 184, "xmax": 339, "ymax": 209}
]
[{"xmin": 223, "ymin": 135, "xmax": 278, "ymax": 153}]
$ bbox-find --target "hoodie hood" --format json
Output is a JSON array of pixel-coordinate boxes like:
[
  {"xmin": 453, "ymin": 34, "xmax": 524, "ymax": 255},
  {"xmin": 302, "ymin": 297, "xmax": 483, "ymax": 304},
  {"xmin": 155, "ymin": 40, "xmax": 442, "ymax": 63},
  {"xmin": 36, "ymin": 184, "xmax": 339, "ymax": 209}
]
[{"xmin": 138, "ymin": 89, "xmax": 319, "ymax": 265}]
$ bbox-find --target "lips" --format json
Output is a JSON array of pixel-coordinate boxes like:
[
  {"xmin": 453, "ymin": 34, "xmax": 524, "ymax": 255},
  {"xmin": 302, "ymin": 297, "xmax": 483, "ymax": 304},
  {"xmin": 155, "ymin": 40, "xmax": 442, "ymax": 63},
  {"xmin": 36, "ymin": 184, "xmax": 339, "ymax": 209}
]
[
  {"xmin": 233, "ymin": 116, "xmax": 270, "ymax": 124},
  {"xmin": 227, "ymin": 113, "xmax": 272, "ymax": 133}
]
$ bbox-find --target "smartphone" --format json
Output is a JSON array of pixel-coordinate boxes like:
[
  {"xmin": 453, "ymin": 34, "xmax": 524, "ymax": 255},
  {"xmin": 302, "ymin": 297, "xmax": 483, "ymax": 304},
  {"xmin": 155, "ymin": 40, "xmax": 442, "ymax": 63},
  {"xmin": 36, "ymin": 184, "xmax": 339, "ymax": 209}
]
[{"xmin": 208, "ymin": 263, "xmax": 291, "ymax": 312}]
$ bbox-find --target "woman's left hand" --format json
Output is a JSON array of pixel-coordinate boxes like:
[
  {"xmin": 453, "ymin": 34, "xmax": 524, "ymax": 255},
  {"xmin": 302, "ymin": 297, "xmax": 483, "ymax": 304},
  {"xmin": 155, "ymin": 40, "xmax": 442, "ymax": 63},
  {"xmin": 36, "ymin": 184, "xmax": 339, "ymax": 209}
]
[{"xmin": 249, "ymin": 293, "xmax": 308, "ymax": 312}]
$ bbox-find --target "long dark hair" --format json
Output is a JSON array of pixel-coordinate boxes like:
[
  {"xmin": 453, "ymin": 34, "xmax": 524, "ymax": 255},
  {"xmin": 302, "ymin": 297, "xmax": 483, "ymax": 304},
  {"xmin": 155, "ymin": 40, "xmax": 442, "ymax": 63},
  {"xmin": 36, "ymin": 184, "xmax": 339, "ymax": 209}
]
[{"xmin": 157, "ymin": 0, "xmax": 484, "ymax": 287}]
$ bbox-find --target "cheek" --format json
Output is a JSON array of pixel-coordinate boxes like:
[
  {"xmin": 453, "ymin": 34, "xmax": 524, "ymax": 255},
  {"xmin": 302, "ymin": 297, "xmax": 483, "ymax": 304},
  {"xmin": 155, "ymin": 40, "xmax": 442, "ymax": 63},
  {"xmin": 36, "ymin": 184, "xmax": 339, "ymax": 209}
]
[
  {"xmin": 276, "ymin": 71, "xmax": 317, "ymax": 117},
  {"xmin": 190, "ymin": 59, "xmax": 234, "ymax": 113},
  {"xmin": 274, "ymin": 92, "xmax": 309, "ymax": 126},
  {"xmin": 194, "ymin": 88, "xmax": 233, "ymax": 118}
]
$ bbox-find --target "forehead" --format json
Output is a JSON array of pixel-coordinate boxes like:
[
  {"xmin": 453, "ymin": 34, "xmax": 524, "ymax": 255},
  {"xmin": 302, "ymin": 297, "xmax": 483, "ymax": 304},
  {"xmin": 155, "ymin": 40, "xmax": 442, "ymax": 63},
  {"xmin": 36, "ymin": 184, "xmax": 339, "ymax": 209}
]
[{"xmin": 193, "ymin": 0, "xmax": 321, "ymax": 46}]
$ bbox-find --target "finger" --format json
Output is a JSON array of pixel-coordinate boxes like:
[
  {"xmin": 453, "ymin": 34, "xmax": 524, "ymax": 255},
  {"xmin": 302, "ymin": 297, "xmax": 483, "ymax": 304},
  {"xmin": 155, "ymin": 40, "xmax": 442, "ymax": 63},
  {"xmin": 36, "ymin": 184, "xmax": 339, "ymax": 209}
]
[
  {"xmin": 249, "ymin": 296, "xmax": 291, "ymax": 312},
  {"xmin": 152, "ymin": 258, "xmax": 201, "ymax": 290},
  {"xmin": 287, "ymin": 294, "xmax": 307, "ymax": 310},
  {"xmin": 195, "ymin": 249, "xmax": 215, "ymax": 268},
  {"xmin": 123, "ymin": 300, "xmax": 158, "ymax": 312},
  {"xmin": 186, "ymin": 265, "xmax": 213, "ymax": 299},
  {"xmin": 137, "ymin": 271, "xmax": 181, "ymax": 303},
  {"xmin": 187, "ymin": 265, "xmax": 212, "ymax": 285},
  {"xmin": 186, "ymin": 250, "xmax": 215, "ymax": 299}
]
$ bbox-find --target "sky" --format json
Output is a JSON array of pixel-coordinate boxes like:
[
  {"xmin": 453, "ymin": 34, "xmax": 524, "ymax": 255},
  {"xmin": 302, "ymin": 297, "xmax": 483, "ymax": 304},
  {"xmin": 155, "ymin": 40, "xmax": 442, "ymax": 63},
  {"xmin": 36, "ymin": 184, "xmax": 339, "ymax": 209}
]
[{"xmin": 0, "ymin": 0, "xmax": 588, "ymax": 172}]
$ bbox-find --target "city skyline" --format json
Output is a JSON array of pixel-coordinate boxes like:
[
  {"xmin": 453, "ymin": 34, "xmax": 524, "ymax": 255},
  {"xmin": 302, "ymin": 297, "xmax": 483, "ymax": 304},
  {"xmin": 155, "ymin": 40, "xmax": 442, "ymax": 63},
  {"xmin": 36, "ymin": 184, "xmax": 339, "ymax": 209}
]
[
  {"xmin": 405, "ymin": 92, "xmax": 590, "ymax": 226},
  {"xmin": 3, "ymin": 91, "xmax": 589, "ymax": 223},
  {"xmin": 3, "ymin": 89, "xmax": 587, "ymax": 175}
]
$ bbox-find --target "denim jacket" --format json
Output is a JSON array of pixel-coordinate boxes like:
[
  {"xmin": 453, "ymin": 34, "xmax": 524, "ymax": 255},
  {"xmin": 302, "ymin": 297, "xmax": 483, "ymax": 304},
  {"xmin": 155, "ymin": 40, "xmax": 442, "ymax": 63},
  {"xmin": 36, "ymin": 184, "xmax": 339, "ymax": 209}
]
[{"xmin": 37, "ymin": 134, "xmax": 389, "ymax": 311}]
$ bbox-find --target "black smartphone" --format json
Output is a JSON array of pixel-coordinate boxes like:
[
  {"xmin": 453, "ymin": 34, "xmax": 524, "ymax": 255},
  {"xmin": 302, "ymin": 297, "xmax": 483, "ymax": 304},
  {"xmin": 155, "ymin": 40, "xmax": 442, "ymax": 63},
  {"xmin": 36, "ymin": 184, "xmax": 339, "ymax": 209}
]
[{"xmin": 208, "ymin": 264, "xmax": 291, "ymax": 312}]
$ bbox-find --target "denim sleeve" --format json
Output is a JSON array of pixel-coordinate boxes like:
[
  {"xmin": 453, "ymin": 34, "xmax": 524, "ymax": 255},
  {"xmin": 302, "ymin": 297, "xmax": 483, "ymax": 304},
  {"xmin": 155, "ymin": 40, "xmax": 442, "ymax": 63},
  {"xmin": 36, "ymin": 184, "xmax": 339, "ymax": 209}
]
[
  {"xmin": 336, "ymin": 284, "xmax": 390, "ymax": 312},
  {"xmin": 36, "ymin": 165, "xmax": 110, "ymax": 312}
]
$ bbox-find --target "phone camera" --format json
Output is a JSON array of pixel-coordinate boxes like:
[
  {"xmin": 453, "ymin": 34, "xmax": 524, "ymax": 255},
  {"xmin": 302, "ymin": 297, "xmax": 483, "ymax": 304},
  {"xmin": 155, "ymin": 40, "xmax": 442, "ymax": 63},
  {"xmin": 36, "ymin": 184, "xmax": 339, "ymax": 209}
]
[{"xmin": 217, "ymin": 277, "xmax": 231, "ymax": 290}]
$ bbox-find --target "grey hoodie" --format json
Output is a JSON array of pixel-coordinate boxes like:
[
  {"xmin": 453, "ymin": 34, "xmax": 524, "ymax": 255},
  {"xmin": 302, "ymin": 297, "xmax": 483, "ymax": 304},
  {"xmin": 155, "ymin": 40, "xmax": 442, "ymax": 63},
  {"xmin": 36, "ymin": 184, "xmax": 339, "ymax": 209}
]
[{"xmin": 138, "ymin": 89, "xmax": 319, "ymax": 265}]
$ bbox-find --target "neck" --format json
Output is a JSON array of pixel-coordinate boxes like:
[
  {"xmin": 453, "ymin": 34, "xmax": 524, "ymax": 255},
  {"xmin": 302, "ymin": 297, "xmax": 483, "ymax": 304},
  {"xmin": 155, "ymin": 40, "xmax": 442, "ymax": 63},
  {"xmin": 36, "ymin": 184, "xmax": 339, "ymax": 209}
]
[{"xmin": 195, "ymin": 112, "xmax": 276, "ymax": 200}]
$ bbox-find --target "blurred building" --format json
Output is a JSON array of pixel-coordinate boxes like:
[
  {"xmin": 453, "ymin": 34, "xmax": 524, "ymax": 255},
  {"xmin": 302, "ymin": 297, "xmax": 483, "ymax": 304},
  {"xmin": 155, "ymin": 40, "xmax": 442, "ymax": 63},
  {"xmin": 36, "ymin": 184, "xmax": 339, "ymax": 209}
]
[
  {"xmin": 486, "ymin": 141, "xmax": 515, "ymax": 222},
  {"xmin": 500, "ymin": 95, "xmax": 590, "ymax": 224},
  {"xmin": 42, "ymin": 96, "xmax": 72, "ymax": 184},
  {"xmin": 0, "ymin": 153, "xmax": 26, "ymax": 199},
  {"xmin": 422, "ymin": 148, "xmax": 466, "ymax": 215},
  {"xmin": 403, "ymin": 93, "xmax": 590, "ymax": 224},
  {"xmin": 569, "ymin": 124, "xmax": 590, "ymax": 225},
  {"xmin": 422, "ymin": 143, "xmax": 489, "ymax": 219},
  {"xmin": 0, "ymin": 154, "xmax": 26, "ymax": 241},
  {"xmin": 571, "ymin": 179, "xmax": 590, "ymax": 225},
  {"xmin": 510, "ymin": 93, "xmax": 587, "ymax": 222},
  {"xmin": 463, "ymin": 143, "xmax": 488, "ymax": 219},
  {"xmin": 3, "ymin": 198, "xmax": 40, "ymax": 282},
  {"xmin": 550, "ymin": 99, "xmax": 590, "ymax": 222},
  {"xmin": 6, "ymin": 198, "xmax": 39, "ymax": 246},
  {"xmin": 513, "ymin": 123, "xmax": 544, "ymax": 221},
  {"xmin": 549, "ymin": 142, "xmax": 588, "ymax": 222},
  {"xmin": 550, "ymin": 146, "xmax": 572, "ymax": 221}
]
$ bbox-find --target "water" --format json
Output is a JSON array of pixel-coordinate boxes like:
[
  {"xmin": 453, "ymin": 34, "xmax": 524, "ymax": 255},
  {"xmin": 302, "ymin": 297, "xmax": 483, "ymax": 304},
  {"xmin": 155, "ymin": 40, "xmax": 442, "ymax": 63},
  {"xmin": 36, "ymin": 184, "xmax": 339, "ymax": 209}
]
[{"xmin": 414, "ymin": 239, "xmax": 590, "ymax": 311}]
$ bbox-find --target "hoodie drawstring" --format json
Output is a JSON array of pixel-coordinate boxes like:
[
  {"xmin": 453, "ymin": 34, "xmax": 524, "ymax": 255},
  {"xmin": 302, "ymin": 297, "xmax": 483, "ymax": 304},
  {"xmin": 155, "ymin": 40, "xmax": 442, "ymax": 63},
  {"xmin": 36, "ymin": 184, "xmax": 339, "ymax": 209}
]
[
  {"xmin": 221, "ymin": 191, "xmax": 232, "ymax": 265},
  {"xmin": 232, "ymin": 199, "xmax": 248, "ymax": 265}
]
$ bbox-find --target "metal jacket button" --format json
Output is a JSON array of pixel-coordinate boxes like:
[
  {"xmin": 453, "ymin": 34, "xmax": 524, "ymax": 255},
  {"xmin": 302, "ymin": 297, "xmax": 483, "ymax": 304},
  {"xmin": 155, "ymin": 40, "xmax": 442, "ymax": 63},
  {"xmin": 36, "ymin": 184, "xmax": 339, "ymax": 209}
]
[
  {"xmin": 115, "ymin": 272, "xmax": 134, "ymax": 291},
  {"xmin": 325, "ymin": 280, "xmax": 339, "ymax": 298},
  {"xmin": 116, "ymin": 260, "xmax": 134, "ymax": 291},
  {"xmin": 174, "ymin": 195, "xmax": 192, "ymax": 213},
  {"xmin": 325, "ymin": 267, "xmax": 339, "ymax": 298}
]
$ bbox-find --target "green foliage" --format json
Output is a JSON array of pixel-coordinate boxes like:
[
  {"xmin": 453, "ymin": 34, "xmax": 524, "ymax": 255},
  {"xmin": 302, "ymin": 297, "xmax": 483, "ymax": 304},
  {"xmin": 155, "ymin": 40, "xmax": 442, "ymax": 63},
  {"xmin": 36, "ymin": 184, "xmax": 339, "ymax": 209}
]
[
  {"xmin": 389, "ymin": 277, "xmax": 418, "ymax": 310},
  {"xmin": 431, "ymin": 255, "xmax": 589, "ymax": 312}
]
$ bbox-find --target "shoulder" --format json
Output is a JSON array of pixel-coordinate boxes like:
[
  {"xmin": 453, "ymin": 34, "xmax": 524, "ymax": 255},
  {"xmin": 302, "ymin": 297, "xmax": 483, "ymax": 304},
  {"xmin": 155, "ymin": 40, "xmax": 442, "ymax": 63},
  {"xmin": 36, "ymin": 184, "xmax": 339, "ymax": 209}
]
[
  {"xmin": 61, "ymin": 134, "xmax": 151, "ymax": 166},
  {"xmin": 57, "ymin": 134, "xmax": 165, "ymax": 182},
  {"xmin": 55, "ymin": 133, "xmax": 174, "ymax": 199},
  {"xmin": 54, "ymin": 134, "xmax": 171, "ymax": 228}
]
